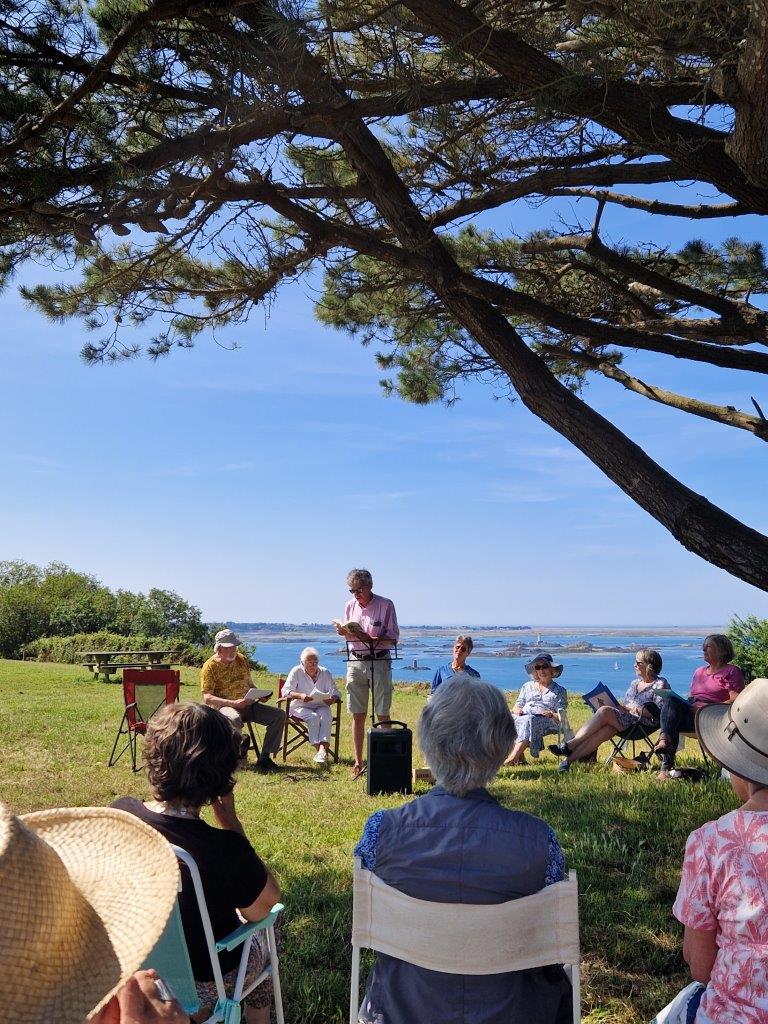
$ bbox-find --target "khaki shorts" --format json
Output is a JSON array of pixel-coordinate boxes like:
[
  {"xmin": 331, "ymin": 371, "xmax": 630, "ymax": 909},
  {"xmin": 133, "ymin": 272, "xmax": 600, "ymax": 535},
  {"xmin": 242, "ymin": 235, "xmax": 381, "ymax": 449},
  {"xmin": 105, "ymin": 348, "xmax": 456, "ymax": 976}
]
[{"xmin": 346, "ymin": 657, "xmax": 393, "ymax": 716}]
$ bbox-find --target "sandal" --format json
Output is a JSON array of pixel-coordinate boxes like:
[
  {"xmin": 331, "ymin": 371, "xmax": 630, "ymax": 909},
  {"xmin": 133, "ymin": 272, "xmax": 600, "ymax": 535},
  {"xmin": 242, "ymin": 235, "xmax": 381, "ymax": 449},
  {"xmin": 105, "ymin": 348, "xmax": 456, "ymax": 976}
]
[{"xmin": 351, "ymin": 762, "xmax": 366, "ymax": 779}]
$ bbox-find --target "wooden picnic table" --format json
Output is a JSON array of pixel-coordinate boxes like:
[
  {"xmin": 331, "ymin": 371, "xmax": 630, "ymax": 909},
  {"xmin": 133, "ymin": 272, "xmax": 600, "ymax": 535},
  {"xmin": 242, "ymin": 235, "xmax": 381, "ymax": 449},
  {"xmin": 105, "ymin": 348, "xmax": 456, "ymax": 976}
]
[{"xmin": 78, "ymin": 649, "xmax": 178, "ymax": 682}]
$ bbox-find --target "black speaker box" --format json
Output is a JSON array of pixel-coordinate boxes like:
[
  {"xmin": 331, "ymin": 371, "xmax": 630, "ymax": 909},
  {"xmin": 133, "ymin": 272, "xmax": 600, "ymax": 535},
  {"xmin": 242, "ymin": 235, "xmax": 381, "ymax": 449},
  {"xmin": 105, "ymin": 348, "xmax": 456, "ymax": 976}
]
[{"xmin": 366, "ymin": 721, "xmax": 413, "ymax": 796}]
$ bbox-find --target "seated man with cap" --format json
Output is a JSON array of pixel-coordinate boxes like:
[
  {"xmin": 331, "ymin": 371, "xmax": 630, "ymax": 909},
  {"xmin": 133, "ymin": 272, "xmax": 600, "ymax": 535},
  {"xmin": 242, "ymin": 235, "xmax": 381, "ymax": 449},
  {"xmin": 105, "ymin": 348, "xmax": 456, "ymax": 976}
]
[{"xmin": 201, "ymin": 629, "xmax": 285, "ymax": 774}]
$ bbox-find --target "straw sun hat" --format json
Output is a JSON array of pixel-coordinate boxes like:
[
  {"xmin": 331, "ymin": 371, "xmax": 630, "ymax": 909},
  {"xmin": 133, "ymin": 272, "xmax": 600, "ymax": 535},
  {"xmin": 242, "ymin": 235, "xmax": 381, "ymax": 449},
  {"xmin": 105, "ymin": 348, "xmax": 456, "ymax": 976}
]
[
  {"xmin": 0, "ymin": 803, "xmax": 179, "ymax": 1024},
  {"xmin": 697, "ymin": 678, "xmax": 768, "ymax": 786}
]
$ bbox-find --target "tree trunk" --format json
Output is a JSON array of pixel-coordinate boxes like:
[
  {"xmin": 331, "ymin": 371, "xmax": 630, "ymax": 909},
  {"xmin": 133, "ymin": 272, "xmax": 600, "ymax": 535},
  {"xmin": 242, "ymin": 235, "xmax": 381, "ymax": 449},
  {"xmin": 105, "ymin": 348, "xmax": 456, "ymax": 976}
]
[{"xmin": 434, "ymin": 288, "xmax": 768, "ymax": 590}]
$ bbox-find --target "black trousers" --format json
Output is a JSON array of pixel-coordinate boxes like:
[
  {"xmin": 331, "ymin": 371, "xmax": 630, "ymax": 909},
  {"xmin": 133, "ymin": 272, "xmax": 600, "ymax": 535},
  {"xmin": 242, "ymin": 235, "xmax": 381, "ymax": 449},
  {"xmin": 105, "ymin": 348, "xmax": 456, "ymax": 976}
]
[{"xmin": 658, "ymin": 699, "xmax": 696, "ymax": 770}]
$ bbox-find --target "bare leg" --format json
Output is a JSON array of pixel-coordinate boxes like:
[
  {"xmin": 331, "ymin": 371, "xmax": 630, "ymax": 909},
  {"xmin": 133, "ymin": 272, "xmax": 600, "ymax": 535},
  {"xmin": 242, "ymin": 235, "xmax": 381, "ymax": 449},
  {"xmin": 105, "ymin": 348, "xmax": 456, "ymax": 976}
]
[
  {"xmin": 567, "ymin": 718, "xmax": 623, "ymax": 762},
  {"xmin": 567, "ymin": 706, "xmax": 622, "ymax": 750},
  {"xmin": 352, "ymin": 712, "xmax": 367, "ymax": 772},
  {"xmin": 376, "ymin": 713, "xmax": 392, "ymax": 729},
  {"xmin": 504, "ymin": 740, "xmax": 529, "ymax": 765}
]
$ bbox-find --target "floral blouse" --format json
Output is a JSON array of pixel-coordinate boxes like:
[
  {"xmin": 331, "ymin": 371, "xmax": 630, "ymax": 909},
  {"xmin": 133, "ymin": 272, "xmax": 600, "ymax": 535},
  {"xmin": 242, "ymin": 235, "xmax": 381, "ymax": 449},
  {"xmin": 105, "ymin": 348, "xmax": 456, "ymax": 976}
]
[
  {"xmin": 673, "ymin": 808, "xmax": 768, "ymax": 1024},
  {"xmin": 623, "ymin": 676, "xmax": 668, "ymax": 714},
  {"xmin": 514, "ymin": 680, "xmax": 568, "ymax": 717}
]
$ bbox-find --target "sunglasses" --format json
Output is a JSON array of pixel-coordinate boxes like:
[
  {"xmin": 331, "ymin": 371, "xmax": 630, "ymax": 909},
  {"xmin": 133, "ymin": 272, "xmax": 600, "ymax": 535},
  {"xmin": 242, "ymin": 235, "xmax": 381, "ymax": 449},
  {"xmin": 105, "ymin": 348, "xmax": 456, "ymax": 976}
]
[
  {"xmin": 533, "ymin": 664, "xmax": 552, "ymax": 671},
  {"xmin": 349, "ymin": 587, "xmax": 366, "ymax": 594}
]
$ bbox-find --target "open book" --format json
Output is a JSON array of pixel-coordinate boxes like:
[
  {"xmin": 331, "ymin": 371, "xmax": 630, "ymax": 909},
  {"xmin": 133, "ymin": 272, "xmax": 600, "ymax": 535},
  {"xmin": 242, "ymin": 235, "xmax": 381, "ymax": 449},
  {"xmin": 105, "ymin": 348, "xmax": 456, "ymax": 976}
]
[
  {"xmin": 306, "ymin": 686, "xmax": 331, "ymax": 706},
  {"xmin": 244, "ymin": 686, "xmax": 272, "ymax": 703},
  {"xmin": 582, "ymin": 683, "xmax": 621, "ymax": 714},
  {"xmin": 331, "ymin": 618, "xmax": 369, "ymax": 640}
]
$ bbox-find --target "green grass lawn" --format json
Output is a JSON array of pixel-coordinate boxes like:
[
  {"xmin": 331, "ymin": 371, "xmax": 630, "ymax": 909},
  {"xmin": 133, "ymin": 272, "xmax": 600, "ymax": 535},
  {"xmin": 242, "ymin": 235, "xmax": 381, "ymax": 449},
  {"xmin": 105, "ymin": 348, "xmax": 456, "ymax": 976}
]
[{"xmin": 0, "ymin": 659, "xmax": 737, "ymax": 1023}]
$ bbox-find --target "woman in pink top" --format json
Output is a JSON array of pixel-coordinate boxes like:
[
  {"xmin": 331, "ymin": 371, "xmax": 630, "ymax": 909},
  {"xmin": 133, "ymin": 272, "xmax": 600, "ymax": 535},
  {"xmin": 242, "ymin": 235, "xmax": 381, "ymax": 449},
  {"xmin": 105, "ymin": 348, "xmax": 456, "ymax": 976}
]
[
  {"xmin": 657, "ymin": 634, "xmax": 744, "ymax": 780},
  {"xmin": 666, "ymin": 677, "xmax": 768, "ymax": 1024}
]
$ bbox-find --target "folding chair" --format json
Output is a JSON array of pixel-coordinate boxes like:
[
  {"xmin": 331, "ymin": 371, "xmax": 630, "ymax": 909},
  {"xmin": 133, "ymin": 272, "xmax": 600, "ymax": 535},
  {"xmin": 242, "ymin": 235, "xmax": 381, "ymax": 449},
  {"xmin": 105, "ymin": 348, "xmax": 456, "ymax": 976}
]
[
  {"xmin": 349, "ymin": 858, "xmax": 581, "ymax": 1024},
  {"xmin": 108, "ymin": 668, "xmax": 180, "ymax": 772},
  {"xmin": 606, "ymin": 718, "xmax": 660, "ymax": 765},
  {"xmin": 277, "ymin": 676, "xmax": 342, "ymax": 763},
  {"xmin": 143, "ymin": 845, "xmax": 284, "ymax": 1024}
]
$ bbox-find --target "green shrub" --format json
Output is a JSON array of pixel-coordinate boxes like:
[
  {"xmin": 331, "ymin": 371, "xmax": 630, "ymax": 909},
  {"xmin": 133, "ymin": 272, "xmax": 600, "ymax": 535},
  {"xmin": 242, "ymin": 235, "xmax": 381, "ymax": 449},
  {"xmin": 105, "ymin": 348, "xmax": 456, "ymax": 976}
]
[
  {"xmin": 728, "ymin": 615, "xmax": 768, "ymax": 682},
  {"xmin": 21, "ymin": 631, "xmax": 265, "ymax": 670}
]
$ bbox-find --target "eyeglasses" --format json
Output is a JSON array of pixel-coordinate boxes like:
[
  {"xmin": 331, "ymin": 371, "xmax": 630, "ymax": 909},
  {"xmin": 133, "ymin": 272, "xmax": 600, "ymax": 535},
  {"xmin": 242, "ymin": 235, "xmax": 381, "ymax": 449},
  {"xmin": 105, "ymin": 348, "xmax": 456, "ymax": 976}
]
[{"xmin": 349, "ymin": 587, "xmax": 366, "ymax": 594}]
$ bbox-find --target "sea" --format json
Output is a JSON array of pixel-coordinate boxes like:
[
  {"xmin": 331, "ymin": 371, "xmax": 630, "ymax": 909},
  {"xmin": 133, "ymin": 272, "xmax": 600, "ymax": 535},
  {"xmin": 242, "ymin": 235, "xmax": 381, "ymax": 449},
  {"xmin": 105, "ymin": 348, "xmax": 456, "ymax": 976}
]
[{"xmin": 238, "ymin": 628, "xmax": 714, "ymax": 696}]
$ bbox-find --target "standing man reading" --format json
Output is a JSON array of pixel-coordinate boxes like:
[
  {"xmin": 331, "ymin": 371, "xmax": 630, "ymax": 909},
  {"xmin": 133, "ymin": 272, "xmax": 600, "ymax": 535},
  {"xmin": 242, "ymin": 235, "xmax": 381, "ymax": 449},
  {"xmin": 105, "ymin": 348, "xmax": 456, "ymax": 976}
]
[
  {"xmin": 201, "ymin": 628, "xmax": 286, "ymax": 774},
  {"xmin": 334, "ymin": 568, "xmax": 400, "ymax": 778}
]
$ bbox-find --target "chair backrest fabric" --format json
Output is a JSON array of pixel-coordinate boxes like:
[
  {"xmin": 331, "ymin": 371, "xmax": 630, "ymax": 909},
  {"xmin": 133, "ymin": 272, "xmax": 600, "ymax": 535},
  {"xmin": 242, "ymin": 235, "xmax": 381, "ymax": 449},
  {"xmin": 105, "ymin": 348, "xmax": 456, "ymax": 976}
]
[
  {"xmin": 123, "ymin": 669, "xmax": 180, "ymax": 730},
  {"xmin": 142, "ymin": 900, "xmax": 201, "ymax": 1015},
  {"xmin": 351, "ymin": 860, "xmax": 579, "ymax": 975}
]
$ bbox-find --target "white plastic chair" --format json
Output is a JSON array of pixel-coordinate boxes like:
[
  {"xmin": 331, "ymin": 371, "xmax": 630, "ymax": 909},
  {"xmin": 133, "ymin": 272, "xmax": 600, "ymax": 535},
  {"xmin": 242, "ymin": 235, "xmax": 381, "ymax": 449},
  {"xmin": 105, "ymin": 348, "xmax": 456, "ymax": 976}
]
[
  {"xmin": 350, "ymin": 858, "xmax": 580, "ymax": 1024},
  {"xmin": 143, "ymin": 845, "xmax": 285, "ymax": 1024}
]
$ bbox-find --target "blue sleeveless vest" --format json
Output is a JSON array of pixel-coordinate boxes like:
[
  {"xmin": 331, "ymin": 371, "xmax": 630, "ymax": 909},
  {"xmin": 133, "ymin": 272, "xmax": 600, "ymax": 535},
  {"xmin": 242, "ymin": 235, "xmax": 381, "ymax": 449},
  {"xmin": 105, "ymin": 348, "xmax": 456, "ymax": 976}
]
[{"xmin": 361, "ymin": 786, "xmax": 571, "ymax": 1024}]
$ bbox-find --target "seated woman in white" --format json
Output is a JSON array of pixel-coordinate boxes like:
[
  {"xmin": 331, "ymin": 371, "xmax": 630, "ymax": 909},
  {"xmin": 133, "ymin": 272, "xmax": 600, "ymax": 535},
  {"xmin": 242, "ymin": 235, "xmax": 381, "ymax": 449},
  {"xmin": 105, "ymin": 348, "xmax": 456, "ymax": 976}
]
[{"xmin": 281, "ymin": 647, "xmax": 341, "ymax": 763}]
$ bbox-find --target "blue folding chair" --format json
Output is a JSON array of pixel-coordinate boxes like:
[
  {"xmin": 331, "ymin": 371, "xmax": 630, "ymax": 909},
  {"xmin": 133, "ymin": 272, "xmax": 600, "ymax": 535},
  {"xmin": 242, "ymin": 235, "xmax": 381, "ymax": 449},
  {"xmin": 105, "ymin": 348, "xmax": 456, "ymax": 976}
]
[{"xmin": 142, "ymin": 845, "xmax": 285, "ymax": 1024}]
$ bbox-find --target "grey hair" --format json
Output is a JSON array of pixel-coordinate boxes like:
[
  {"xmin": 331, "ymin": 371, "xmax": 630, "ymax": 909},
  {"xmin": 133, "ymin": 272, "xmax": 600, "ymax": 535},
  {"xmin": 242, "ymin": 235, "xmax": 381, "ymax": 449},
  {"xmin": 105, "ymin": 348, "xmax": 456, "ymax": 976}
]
[
  {"xmin": 419, "ymin": 675, "xmax": 516, "ymax": 797},
  {"xmin": 455, "ymin": 634, "xmax": 474, "ymax": 652},
  {"xmin": 705, "ymin": 633, "xmax": 735, "ymax": 663},
  {"xmin": 347, "ymin": 568, "xmax": 373, "ymax": 589},
  {"xmin": 635, "ymin": 648, "xmax": 662, "ymax": 677},
  {"xmin": 300, "ymin": 646, "xmax": 319, "ymax": 664}
]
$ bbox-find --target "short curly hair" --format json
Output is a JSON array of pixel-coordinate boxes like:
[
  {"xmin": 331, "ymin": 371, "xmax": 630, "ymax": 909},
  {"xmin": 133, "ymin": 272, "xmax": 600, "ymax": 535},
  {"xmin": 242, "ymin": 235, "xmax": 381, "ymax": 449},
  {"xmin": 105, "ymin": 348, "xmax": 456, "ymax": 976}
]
[{"xmin": 143, "ymin": 702, "xmax": 240, "ymax": 807}]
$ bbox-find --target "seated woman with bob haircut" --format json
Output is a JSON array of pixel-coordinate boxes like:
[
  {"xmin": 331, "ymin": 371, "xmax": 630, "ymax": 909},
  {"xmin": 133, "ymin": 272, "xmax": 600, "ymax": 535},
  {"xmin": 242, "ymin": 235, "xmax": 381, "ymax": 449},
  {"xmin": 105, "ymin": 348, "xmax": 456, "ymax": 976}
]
[
  {"xmin": 114, "ymin": 702, "xmax": 281, "ymax": 1024},
  {"xmin": 355, "ymin": 673, "xmax": 572, "ymax": 1024},
  {"xmin": 550, "ymin": 647, "xmax": 668, "ymax": 770}
]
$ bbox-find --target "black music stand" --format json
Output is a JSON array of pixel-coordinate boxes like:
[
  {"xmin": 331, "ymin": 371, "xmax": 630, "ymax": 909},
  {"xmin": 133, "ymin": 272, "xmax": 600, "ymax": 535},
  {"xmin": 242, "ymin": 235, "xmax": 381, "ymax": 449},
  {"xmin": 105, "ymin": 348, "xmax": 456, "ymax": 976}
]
[{"xmin": 344, "ymin": 635, "xmax": 400, "ymax": 777}]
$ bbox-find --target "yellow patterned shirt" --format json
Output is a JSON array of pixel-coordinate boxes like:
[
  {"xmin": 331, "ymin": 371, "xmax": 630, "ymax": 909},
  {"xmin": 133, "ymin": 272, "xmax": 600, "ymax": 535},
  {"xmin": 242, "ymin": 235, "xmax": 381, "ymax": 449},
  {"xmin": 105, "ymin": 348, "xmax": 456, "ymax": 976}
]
[{"xmin": 200, "ymin": 652, "xmax": 250, "ymax": 700}]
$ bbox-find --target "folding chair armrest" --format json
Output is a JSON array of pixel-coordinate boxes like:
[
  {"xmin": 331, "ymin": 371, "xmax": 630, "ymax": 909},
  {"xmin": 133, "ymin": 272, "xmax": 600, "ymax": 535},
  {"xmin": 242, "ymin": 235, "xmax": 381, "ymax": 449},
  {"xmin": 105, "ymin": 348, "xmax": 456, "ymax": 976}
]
[{"xmin": 215, "ymin": 904, "xmax": 284, "ymax": 952}]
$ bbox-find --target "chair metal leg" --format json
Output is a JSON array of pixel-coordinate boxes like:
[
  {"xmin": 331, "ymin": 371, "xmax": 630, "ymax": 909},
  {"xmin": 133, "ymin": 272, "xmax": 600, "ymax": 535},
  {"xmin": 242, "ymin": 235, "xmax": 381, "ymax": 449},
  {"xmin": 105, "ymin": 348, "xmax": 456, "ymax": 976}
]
[
  {"xmin": 108, "ymin": 709, "xmax": 131, "ymax": 767},
  {"xmin": 267, "ymin": 924, "xmax": 285, "ymax": 1024},
  {"xmin": 349, "ymin": 946, "xmax": 360, "ymax": 1024}
]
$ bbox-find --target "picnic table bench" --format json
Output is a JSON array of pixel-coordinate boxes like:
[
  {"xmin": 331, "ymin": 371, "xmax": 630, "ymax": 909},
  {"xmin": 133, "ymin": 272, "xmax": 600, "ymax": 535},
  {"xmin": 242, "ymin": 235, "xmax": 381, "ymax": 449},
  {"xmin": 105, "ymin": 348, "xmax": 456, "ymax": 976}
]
[{"xmin": 78, "ymin": 649, "xmax": 177, "ymax": 682}]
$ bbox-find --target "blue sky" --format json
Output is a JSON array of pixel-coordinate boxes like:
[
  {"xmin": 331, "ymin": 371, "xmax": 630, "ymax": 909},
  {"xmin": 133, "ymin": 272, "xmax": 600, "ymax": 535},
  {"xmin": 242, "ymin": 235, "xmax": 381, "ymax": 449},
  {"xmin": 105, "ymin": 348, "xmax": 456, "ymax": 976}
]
[{"xmin": 3, "ymin": 184, "xmax": 768, "ymax": 626}]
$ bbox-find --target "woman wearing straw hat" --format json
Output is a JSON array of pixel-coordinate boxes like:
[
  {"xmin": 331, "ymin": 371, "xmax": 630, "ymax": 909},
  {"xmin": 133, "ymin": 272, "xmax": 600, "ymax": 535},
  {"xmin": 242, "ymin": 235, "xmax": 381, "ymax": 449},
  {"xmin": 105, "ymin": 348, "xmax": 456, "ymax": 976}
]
[
  {"xmin": 504, "ymin": 653, "xmax": 568, "ymax": 766},
  {"xmin": 114, "ymin": 702, "xmax": 281, "ymax": 1024},
  {"xmin": 0, "ymin": 801, "xmax": 186, "ymax": 1024},
  {"xmin": 661, "ymin": 678, "xmax": 768, "ymax": 1024}
]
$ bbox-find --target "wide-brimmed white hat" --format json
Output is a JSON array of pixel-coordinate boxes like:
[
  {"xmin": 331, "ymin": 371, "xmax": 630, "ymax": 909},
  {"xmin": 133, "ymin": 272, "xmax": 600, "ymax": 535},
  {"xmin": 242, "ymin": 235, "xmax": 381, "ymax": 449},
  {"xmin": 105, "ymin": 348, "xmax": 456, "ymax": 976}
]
[
  {"xmin": 0, "ymin": 804, "xmax": 179, "ymax": 1024},
  {"xmin": 524, "ymin": 652, "xmax": 564, "ymax": 678},
  {"xmin": 697, "ymin": 679, "xmax": 768, "ymax": 786}
]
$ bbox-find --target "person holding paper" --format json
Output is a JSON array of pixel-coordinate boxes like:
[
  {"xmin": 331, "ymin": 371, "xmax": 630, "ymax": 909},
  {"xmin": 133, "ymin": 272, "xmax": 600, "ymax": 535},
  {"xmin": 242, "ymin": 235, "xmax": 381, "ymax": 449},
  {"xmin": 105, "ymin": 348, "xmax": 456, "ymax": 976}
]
[
  {"xmin": 334, "ymin": 568, "xmax": 400, "ymax": 778},
  {"xmin": 504, "ymin": 653, "xmax": 567, "ymax": 765},
  {"xmin": 200, "ymin": 628, "xmax": 285, "ymax": 774},
  {"xmin": 549, "ymin": 648, "xmax": 668, "ymax": 771},
  {"xmin": 281, "ymin": 647, "xmax": 341, "ymax": 763}
]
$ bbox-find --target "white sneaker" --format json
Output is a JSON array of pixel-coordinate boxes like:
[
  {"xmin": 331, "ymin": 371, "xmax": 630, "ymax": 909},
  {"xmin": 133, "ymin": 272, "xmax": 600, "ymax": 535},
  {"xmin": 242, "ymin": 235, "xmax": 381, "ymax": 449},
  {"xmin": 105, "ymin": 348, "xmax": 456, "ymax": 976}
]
[{"xmin": 313, "ymin": 749, "xmax": 328, "ymax": 763}]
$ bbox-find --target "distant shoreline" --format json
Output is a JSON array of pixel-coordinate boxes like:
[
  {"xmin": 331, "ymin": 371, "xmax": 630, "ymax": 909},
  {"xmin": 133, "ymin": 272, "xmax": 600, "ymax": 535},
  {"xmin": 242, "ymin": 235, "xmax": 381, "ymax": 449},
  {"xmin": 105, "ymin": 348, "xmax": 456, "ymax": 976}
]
[{"xmin": 231, "ymin": 623, "xmax": 721, "ymax": 638}]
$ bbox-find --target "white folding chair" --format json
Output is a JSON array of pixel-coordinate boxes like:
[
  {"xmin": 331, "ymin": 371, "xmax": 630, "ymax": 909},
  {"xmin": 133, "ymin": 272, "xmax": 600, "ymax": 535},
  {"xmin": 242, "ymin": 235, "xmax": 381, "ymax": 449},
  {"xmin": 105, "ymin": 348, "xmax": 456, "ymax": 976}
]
[
  {"xmin": 143, "ymin": 845, "xmax": 285, "ymax": 1024},
  {"xmin": 350, "ymin": 858, "xmax": 580, "ymax": 1024}
]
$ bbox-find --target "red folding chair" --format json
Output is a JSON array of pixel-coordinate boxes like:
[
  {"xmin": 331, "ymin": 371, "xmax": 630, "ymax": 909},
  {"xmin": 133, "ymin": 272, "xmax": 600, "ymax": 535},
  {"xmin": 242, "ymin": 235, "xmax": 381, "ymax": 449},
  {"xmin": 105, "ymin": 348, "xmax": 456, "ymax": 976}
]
[{"xmin": 109, "ymin": 668, "xmax": 181, "ymax": 772}]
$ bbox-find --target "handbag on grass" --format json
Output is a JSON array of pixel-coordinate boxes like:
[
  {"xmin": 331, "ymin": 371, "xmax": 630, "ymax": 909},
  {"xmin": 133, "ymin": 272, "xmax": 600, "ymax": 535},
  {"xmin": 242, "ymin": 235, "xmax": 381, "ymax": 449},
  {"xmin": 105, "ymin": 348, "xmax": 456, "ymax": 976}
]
[{"xmin": 649, "ymin": 981, "xmax": 705, "ymax": 1024}]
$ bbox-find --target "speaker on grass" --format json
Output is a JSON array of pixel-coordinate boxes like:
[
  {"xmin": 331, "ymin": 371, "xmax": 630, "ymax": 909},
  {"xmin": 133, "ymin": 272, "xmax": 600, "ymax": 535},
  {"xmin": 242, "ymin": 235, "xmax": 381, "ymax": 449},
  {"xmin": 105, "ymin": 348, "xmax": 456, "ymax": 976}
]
[{"xmin": 366, "ymin": 721, "xmax": 412, "ymax": 796}]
